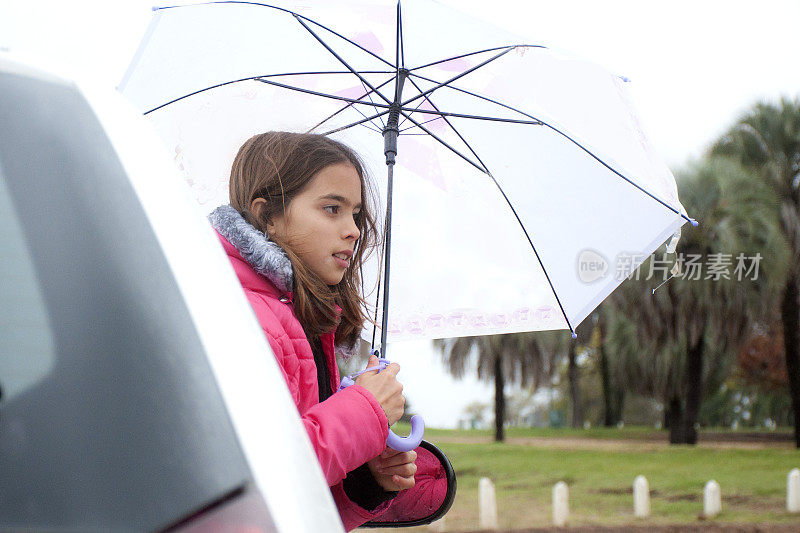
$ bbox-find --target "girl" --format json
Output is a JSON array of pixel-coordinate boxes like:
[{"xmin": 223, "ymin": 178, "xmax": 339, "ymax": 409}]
[{"xmin": 207, "ymin": 132, "xmax": 418, "ymax": 530}]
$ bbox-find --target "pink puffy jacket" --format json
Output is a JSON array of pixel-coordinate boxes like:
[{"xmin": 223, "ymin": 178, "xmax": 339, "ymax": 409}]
[{"xmin": 209, "ymin": 206, "xmax": 395, "ymax": 530}]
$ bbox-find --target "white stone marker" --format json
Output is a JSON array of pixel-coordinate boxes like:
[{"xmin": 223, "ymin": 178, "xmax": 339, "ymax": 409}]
[
  {"xmin": 478, "ymin": 477, "xmax": 498, "ymax": 530},
  {"xmin": 553, "ymin": 481, "xmax": 569, "ymax": 527},
  {"xmin": 788, "ymin": 468, "xmax": 800, "ymax": 513},
  {"xmin": 704, "ymin": 480, "xmax": 721, "ymax": 518},
  {"xmin": 633, "ymin": 475, "xmax": 650, "ymax": 518}
]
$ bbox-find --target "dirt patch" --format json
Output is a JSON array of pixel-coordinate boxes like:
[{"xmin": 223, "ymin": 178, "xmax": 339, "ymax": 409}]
[
  {"xmin": 461, "ymin": 525, "xmax": 800, "ymax": 532},
  {"xmin": 503, "ymin": 481, "xmax": 537, "ymax": 490},
  {"xmin": 432, "ymin": 435, "xmax": 662, "ymax": 451},
  {"xmin": 723, "ymin": 494, "xmax": 787, "ymax": 513},
  {"xmin": 665, "ymin": 492, "xmax": 700, "ymax": 502},
  {"xmin": 593, "ymin": 487, "xmax": 632, "ymax": 496},
  {"xmin": 700, "ymin": 432, "xmax": 794, "ymax": 443},
  {"xmin": 431, "ymin": 434, "xmax": 795, "ymax": 451}
]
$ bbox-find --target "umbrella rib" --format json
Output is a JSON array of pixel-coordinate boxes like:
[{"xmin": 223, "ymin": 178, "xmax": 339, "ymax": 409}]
[
  {"xmin": 398, "ymin": 107, "xmax": 544, "ymax": 126},
  {"xmin": 143, "ymin": 74, "xmax": 390, "ymax": 115},
  {"xmin": 408, "ymin": 72, "xmax": 694, "ymax": 225},
  {"xmin": 307, "ymin": 75, "xmax": 396, "ymax": 133},
  {"xmin": 410, "ymin": 71, "xmax": 536, "ymax": 120},
  {"xmin": 348, "ymin": 96, "xmax": 385, "ymax": 133},
  {"xmin": 285, "ymin": 4, "xmax": 395, "ymax": 69},
  {"xmin": 356, "ymin": 120, "xmax": 384, "ymax": 135},
  {"xmin": 404, "ymin": 75, "xmax": 492, "ymax": 174},
  {"xmin": 408, "ymin": 44, "xmax": 545, "ymax": 72},
  {"xmin": 398, "ymin": 114, "xmax": 442, "ymax": 132},
  {"xmin": 397, "ymin": 93, "xmax": 434, "ymax": 129},
  {"xmin": 399, "ymin": 46, "xmax": 514, "ymax": 109},
  {"xmin": 398, "ymin": 0, "xmax": 406, "ymax": 69},
  {"xmin": 259, "ymin": 70, "xmax": 396, "ymax": 77},
  {"xmin": 293, "ymin": 14, "xmax": 394, "ymax": 107},
  {"xmin": 397, "ymin": 109, "xmax": 487, "ymax": 174},
  {"xmin": 400, "ymin": 80, "xmax": 574, "ymax": 335},
  {"xmin": 253, "ymin": 77, "xmax": 392, "ymax": 109},
  {"xmin": 483, "ymin": 172, "xmax": 577, "ymax": 337},
  {"xmin": 395, "ymin": 1, "xmax": 400, "ymax": 71},
  {"xmin": 396, "ymin": 115, "xmax": 576, "ymax": 335},
  {"xmin": 184, "ymin": 1, "xmax": 397, "ymax": 69},
  {"xmin": 320, "ymin": 109, "xmax": 392, "ymax": 136},
  {"xmin": 360, "ymin": 79, "xmax": 387, "ymax": 130},
  {"xmin": 363, "ymin": 124, "xmax": 384, "ymax": 134},
  {"xmin": 397, "ymin": 109, "xmax": 444, "ymax": 133},
  {"xmin": 262, "ymin": 70, "xmax": 393, "ymax": 132}
]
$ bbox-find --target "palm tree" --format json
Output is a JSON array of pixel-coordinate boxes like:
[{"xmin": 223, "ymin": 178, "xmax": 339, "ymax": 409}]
[
  {"xmin": 433, "ymin": 332, "xmax": 556, "ymax": 441},
  {"xmin": 565, "ymin": 318, "xmax": 596, "ymax": 428},
  {"xmin": 595, "ymin": 306, "xmax": 625, "ymax": 426},
  {"xmin": 711, "ymin": 98, "xmax": 800, "ymax": 447},
  {"xmin": 605, "ymin": 156, "xmax": 788, "ymax": 443}
]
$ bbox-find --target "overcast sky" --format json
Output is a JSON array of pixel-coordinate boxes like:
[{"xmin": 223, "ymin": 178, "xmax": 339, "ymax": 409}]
[{"xmin": 2, "ymin": 0, "xmax": 798, "ymax": 427}]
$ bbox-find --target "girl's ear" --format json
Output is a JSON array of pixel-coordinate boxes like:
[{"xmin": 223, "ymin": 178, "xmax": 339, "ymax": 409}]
[{"xmin": 250, "ymin": 197, "xmax": 273, "ymax": 232}]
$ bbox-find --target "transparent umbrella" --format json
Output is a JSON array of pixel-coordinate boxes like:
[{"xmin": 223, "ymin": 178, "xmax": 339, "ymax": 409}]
[{"xmin": 120, "ymin": 0, "xmax": 695, "ymax": 355}]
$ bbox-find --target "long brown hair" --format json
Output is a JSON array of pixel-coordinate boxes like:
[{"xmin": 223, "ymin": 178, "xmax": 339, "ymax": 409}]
[{"xmin": 229, "ymin": 131, "xmax": 378, "ymax": 347}]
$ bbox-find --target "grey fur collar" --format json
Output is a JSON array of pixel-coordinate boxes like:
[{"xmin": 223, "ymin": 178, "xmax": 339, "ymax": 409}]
[{"xmin": 208, "ymin": 205, "xmax": 293, "ymax": 293}]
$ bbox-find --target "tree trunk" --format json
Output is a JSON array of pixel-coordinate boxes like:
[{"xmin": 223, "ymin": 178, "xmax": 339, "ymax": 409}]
[
  {"xmin": 612, "ymin": 388, "xmax": 625, "ymax": 426},
  {"xmin": 599, "ymin": 346, "xmax": 614, "ymax": 426},
  {"xmin": 494, "ymin": 353, "xmax": 505, "ymax": 442},
  {"xmin": 681, "ymin": 335, "xmax": 705, "ymax": 445},
  {"xmin": 781, "ymin": 277, "xmax": 800, "ymax": 448},
  {"xmin": 668, "ymin": 396, "xmax": 685, "ymax": 444},
  {"xmin": 568, "ymin": 338, "xmax": 584, "ymax": 428},
  {"xmin": 598, "ymin": 319, "xmax": 624, "ymax": 426}
]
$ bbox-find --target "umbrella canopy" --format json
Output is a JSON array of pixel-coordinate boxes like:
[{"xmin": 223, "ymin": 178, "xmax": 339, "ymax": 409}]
[{"xmin": 120, "ymin": 0, "xmax": 694, "ymax": 346}]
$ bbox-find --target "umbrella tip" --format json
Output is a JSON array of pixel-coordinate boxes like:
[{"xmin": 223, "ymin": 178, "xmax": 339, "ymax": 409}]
[
  {"xmin": 570, "ymin": 331, "xmax": 577, "ymax": 339},
  {"xmin": 689, "ymin": 217, "xmax": 699, "ymax": 227}
]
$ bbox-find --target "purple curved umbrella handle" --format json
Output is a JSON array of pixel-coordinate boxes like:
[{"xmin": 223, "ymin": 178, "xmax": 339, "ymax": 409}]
[
  {"xmin": 386, "ymin": 414, "xmax": 425, "ymax": 452},
  {"xmin": 338, "ymin": 358, "xmax": 425, "ymax": 452}
]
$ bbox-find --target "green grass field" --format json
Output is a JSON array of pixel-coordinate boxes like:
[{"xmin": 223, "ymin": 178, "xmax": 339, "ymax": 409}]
[{"xmin": 384, "ymin": 425, "xmax": 800, "ymax": 531}]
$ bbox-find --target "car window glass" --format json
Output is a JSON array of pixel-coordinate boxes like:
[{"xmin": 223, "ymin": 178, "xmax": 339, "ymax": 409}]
[{"xmin": 0, "ymin": 165, "xmax": 56, "ymax": 403}]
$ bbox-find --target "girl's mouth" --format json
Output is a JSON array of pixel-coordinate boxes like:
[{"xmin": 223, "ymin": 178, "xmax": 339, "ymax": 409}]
[{"xmin": 332, "ymin": 253, "xmax": 350, "ymax": 268}]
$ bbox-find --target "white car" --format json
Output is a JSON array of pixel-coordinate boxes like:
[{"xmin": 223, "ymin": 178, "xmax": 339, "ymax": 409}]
[{"xmin": 0, "ymin": 54, "xmax": 453, "ymax": 531}]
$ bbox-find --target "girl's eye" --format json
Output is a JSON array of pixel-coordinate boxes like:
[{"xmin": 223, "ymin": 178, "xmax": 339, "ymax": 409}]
[{"xmin": 323, "ymin": 205, "xmax": 340, "ymax": 214}]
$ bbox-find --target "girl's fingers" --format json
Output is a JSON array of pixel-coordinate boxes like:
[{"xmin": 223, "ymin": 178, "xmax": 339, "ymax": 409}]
[
  {"xmin": 362, "ymin": 355, "xmax": 380, "ymax": 375},
  {"xmin": 382, "ymin": 362, "xmax": 401, "ymax": 377},
  {"xmin": 380, "ymin": 448, "xmax": 400, "ymax": 459},
  {"xmin": 380, "ymin": 450, "xmax": 417, "ymax": 467},
  {"xmin": 392, "ymin": 474, "xmax": 416, "ymax": 490},
  {"xmin": 379, "ymin": 462, "xmax": 417, "ymax": 477}
]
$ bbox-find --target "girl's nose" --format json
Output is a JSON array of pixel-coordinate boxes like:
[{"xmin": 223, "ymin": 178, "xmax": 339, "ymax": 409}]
[{"xmin": 344, "ymin": 217, "xmax": 360, "ymax": 240}]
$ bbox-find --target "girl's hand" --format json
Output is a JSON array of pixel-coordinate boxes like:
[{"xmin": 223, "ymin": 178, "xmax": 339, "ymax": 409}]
[
  {"xmin": 354, "ymin": 354, "xmax": 405, "ymax": 425},
  {"xmin": 367, "ymin": 447, "xmax": 417, "ymax": 491}
]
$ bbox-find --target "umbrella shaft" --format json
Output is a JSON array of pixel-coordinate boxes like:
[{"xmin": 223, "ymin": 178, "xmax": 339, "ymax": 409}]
[
  {"xmin": 383, "ymin": 69, "xmax": 408, "ymax": 165},
  {"xmin": 379, "ymin": 160, "xmax": 395, "ymax": 354},
  {"xmin": 378, "ymin": 69, "xmax": 407, "ymax": 354}
]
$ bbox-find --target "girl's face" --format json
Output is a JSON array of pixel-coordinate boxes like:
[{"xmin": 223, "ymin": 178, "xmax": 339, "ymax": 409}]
[{"xmin": 264, "ymin": 162, "xmax": 362, "ymax": 286}]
